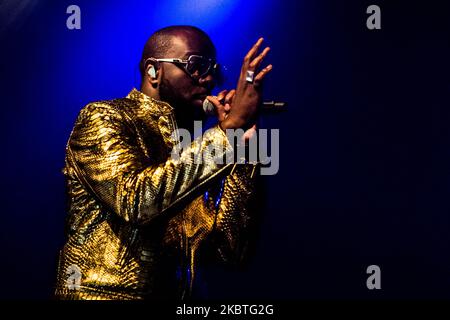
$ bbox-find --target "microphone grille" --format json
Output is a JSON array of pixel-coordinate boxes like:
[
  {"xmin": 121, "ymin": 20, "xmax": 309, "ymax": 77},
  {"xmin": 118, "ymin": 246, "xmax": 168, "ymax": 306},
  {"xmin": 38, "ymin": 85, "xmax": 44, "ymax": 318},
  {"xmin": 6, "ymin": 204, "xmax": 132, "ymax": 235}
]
[{"xmin": 202, "ymin": 97, "xmax": 216, "ymax": 116}]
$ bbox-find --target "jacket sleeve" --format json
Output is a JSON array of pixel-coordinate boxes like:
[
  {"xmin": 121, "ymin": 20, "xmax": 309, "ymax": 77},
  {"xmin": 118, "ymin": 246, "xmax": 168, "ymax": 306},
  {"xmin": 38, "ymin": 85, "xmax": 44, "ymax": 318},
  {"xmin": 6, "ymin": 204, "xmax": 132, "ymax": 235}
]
[
  {"xmin": 67, "ymin": 102, "xmax": 233, "ymax": 225},
  {"xmin": 214, "ymin": 164, "xmax": 258, "ymax": 263}
]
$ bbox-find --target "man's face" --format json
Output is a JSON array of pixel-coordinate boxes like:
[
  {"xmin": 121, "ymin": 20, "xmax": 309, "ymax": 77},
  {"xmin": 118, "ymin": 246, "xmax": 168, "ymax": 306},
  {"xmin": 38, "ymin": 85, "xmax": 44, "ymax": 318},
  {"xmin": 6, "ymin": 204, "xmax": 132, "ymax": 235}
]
[{"xmin": 158, "ymin": 34, "xmax": 217, "ymax": 119}]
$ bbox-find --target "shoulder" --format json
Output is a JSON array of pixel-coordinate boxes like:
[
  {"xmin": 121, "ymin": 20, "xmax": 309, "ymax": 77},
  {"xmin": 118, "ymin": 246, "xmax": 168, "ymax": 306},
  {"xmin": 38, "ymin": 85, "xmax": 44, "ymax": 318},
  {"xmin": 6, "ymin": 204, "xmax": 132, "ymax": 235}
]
[
  {"xmin": 68, "ymin": 98, "xmax": 141, "ymax": 144},
  {"xmin": 76, "ymin": 97, "xmax": 137, "ymax": 125}
]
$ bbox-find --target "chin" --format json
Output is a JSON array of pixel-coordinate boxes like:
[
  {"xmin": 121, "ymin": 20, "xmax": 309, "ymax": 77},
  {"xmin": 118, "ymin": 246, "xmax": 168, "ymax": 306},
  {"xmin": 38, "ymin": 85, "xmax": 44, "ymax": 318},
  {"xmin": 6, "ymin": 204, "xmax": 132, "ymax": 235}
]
[
  {"xmin": 191, "ymin": 98, "xmax": 203, "ymax": 109},
  {"xmin": 191, "ymin": 101, "xmax": 207, "ymax": 120}
]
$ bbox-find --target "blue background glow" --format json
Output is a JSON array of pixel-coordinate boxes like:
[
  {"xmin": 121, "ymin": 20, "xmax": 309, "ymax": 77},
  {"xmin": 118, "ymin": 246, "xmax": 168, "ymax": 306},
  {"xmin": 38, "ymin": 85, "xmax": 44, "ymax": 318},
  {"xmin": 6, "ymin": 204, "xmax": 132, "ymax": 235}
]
[{"xmin": 1, "ymin": 0, "xmax": 450, "ymax": 299}]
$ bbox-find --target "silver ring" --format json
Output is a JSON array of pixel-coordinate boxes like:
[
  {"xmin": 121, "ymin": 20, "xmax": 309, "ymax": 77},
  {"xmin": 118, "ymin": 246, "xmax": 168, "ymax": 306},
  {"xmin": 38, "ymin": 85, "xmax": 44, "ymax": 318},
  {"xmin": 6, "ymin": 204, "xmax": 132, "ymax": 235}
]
[{"xmin": 245, "ymin": 70, "xmax": 255, "ymax": 83}]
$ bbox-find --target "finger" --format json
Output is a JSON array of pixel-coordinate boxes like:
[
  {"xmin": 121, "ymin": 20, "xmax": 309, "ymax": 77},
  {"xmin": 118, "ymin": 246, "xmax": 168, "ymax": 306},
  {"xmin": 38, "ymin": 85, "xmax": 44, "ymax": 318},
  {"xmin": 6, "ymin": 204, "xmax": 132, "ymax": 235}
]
[
  {"xmin": 223, "ymin": 90, "xmax": 235, "ymax": 113},
  {"xmin": 243, "ymin": 37, "xmax": 264, "ymax": 67},
  {"xmin": 224, "ymin": 89, "xmax": 236, "ymax": 105},
  {"xmin": 249, "ymin": 47, "xmax": 270, "ymax": 70},
  {"xmin": 206, "ymin": 95, "xmax": 222, "ymax": 108},
  {"xmin": 218, "ymin": 111, "xmax": 227, "ymax": 121},
  {"xmin": 217, "ymin": 104, "xmax": 228, "ymax": 121},
  {"xmin": 207, "ymin": 96, "xmax": 227, "ymax": 121},
  {"xmin": 253, "ymin": 64, "xmax": 273, "ymax": 87},
  {"xmin": 216, "ymin": 90, "xmax": 228, "ymax": 101}
]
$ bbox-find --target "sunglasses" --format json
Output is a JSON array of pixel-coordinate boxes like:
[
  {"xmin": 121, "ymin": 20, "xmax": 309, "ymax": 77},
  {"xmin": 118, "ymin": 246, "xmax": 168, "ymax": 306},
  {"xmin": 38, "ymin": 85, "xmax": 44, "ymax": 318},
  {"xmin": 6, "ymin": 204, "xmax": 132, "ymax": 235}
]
[{"xmin": 151, "ymin": 55, "xmax": 221, "ymax": 80}]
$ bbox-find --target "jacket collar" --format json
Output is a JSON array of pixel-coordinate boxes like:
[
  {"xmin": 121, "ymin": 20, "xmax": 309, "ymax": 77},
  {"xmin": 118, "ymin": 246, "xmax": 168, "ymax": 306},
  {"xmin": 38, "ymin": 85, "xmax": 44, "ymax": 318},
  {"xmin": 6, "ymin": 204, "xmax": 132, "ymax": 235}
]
[{"xmin": 127, "ymin": 88, "xmax": 174, "ymax": 116}]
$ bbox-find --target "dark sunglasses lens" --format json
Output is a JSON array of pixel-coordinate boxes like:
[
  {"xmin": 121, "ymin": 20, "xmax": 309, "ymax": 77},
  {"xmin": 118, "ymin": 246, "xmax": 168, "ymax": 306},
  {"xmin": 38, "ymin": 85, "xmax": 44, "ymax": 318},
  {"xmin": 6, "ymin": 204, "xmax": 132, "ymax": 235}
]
[{"xmin": 187, "ymin": 56, "xmax": 211, "ymax": 77}]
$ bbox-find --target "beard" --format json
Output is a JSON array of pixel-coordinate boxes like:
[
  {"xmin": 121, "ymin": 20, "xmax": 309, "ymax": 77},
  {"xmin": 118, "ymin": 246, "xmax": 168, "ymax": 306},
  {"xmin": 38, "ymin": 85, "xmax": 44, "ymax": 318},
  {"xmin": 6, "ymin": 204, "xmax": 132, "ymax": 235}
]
[{"xmin": 159, "ymin": 78, "xmax": 207, "ymax": 131}]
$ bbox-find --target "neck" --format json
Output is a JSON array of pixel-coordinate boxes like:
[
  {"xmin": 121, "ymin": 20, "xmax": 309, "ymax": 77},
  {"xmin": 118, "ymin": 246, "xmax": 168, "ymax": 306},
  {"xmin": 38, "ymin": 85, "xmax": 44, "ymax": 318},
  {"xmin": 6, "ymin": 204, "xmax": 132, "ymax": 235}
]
[
  {"xmin": 141, "ymin": 84, "xmax": 160, "ymax": 101},
  {"xmin": 174, "ymin": 111, "xmax": 203, "ymax": 135}
]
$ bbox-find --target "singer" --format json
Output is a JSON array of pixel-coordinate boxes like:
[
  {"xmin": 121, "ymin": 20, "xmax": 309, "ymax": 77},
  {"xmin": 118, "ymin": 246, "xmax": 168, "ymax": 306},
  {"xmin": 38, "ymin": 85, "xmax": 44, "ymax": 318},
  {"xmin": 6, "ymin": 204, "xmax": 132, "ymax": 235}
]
[{"xmin": 55, "ymin": 25, "xmax": 272, "ymax": 300}]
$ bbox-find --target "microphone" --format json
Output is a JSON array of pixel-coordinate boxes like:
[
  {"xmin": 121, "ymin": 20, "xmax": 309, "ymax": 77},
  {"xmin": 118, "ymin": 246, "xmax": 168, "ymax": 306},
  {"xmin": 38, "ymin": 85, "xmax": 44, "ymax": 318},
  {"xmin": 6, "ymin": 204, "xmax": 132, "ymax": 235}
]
[{"xmin": 203, "ymin": 97, "xmax": 287, "ymax": 116}]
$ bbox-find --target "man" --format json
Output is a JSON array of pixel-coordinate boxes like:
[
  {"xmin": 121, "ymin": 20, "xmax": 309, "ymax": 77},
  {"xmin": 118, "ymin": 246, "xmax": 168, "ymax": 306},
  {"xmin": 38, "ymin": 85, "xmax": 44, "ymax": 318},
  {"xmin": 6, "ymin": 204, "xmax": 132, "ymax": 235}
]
[{"xmin": 55, "ymin": 25, "xmax": 272, "ymax": 300}]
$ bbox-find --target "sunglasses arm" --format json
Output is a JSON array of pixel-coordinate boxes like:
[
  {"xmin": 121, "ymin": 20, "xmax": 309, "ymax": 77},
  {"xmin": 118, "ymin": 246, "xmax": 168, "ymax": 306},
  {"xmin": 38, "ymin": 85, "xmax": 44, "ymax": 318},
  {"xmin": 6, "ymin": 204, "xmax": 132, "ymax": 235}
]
[{"xmin": 154, "ymin": 58, "xmax": 187, "ymax": 63}]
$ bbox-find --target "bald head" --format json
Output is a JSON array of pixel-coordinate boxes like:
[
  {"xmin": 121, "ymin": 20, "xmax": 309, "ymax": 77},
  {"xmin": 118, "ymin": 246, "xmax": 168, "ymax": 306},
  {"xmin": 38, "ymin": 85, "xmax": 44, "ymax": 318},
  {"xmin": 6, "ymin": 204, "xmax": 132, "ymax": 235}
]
[{"xmin": 139, "ymin": 25, "xmax": 215, "ymax": 78}]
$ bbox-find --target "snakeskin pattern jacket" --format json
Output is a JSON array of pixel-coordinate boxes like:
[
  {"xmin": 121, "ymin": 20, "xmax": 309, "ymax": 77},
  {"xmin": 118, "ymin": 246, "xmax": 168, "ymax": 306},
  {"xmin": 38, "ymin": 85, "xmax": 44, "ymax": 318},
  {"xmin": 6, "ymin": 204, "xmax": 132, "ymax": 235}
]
[{"xmin": 55, "ymin": 89, "xmax": 256, "ymax": 299}]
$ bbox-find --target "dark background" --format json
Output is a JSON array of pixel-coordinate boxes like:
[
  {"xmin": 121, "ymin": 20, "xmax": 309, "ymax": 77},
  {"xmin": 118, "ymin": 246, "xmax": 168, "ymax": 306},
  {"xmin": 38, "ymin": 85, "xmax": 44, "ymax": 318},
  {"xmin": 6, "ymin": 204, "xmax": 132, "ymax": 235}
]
[{"xmin": 0, "ymin": 0, "xmax": 449, "ymax": 299}]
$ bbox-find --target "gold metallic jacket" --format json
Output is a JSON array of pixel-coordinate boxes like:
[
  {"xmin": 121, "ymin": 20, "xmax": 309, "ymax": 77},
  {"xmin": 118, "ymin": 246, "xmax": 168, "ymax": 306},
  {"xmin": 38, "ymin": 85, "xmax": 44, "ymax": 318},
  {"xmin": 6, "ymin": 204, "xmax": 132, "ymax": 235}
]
[{"xmin": 55, "ymin": 89, "xmax": 257, "ymax": 300}]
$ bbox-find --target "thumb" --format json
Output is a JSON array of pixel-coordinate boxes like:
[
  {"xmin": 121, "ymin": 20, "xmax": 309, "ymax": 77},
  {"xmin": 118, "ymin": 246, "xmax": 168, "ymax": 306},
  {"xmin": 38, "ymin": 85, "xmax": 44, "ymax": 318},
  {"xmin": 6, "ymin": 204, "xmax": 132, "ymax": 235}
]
[{"xmin": 242, "ymin": 124, "xmax": 257, "ymax": 143}]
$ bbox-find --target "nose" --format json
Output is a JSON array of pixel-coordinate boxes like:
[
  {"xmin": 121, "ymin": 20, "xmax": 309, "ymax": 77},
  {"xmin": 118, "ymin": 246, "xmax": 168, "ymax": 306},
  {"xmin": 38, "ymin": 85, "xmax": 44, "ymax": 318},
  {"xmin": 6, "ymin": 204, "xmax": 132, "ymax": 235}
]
[{"xmin": 198, "ymin": 73, "xmax": 215, "ymax": 90}]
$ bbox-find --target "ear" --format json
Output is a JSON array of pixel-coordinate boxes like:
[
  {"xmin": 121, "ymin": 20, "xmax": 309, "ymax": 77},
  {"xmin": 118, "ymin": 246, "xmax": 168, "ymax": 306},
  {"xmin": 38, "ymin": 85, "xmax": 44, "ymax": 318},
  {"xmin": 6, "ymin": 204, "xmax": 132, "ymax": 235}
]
[
  {"xmin": 148, "ymin": 65, "xmax": 157, "ymax": 79},
  {"xmin": 145, "ymin": 59, "xmax": 162, "ymax": 88}
]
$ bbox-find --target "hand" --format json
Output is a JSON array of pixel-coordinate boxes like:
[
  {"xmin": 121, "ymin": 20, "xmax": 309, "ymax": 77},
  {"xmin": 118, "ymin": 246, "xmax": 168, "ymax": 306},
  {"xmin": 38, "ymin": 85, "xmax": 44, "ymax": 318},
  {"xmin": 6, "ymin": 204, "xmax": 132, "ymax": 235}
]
[
  {"xmin": 207, "ymin": 89, "xmax": 235, "ymax": 122},
  {"xmin": 220, "ymin": 38, "xmax": 272, "ymax": 130},
  {"xmin": 207, "ymin": 90, "xmax": 257, "ymax": 143}
]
